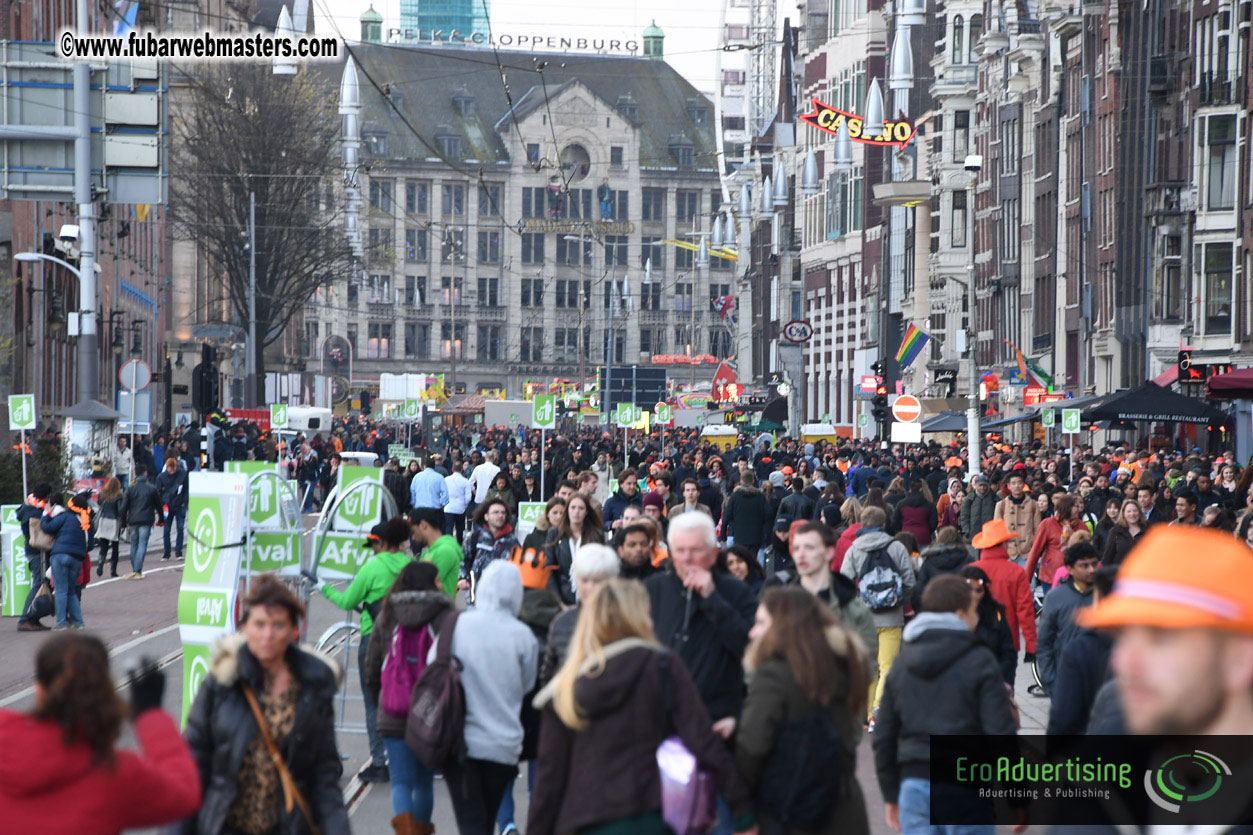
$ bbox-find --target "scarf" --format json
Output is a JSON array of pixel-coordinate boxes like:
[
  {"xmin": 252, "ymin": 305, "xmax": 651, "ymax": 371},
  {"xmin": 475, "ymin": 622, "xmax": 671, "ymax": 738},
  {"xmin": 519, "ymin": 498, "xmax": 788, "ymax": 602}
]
[
  {"xmin": 67, "ymin": 498, "xmax": 91, "ymax": 532},
  {"xmin": 26, "ymin": 495, "xmax": 46, "ymax": 509}
]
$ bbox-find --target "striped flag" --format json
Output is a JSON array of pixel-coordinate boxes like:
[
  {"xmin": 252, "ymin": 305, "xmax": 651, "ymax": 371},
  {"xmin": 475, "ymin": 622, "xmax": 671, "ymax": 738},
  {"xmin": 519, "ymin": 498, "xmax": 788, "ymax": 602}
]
[
  {"xmin": 895, "ymin": 323, "xmax": 931, "ymax": 369},
  {"xmin": 1004, "ymin": 339, "xmax": 1053, "ymax": 387}
]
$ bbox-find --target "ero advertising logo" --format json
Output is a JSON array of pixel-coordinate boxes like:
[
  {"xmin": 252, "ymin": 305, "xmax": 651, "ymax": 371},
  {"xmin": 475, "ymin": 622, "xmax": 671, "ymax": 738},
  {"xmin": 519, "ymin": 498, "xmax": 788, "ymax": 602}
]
[{"xmin": 1145, "ymin": 750, "xmax": 1231, "ymax": 813}]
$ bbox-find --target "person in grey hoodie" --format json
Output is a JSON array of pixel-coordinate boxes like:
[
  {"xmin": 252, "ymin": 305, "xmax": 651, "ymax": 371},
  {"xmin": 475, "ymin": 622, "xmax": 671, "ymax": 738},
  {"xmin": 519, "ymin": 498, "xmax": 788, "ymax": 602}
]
[
  {"xmin": 840, "ymin": 504, "xmax": 916, "ymax": 723},
  {"xmin": 1035, "ymin": 541, "xmax": 1098, "ymax": 693},
  {"xmin": 448, "ymin": 560, "xmax": 538, "ymax": 835}
]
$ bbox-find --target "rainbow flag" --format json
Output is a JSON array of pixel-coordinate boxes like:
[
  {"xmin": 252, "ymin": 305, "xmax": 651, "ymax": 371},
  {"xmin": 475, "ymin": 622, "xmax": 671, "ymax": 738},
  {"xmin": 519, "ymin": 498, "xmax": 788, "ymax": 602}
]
[{"xmin": 895, "ymin": 323, "xmax": 931, "ymax": 368}]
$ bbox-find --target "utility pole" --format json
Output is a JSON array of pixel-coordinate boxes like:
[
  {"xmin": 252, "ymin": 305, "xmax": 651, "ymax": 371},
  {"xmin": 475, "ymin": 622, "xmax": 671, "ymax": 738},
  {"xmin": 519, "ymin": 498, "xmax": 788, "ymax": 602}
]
[
  {"xmin": 74, "ymin": 0, "xmax": 99, "ymax": 405},
  {"xmin": 247, "ymin": 190, "xmax": 257, "ymax": 408}
]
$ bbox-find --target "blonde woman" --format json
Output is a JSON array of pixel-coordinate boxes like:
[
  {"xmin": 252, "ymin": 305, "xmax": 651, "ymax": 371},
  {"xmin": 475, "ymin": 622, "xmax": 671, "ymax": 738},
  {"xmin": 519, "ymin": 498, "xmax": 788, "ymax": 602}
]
[{"xmin": 528, "ymin": 580, "xmax": 756, "ymax": 835}]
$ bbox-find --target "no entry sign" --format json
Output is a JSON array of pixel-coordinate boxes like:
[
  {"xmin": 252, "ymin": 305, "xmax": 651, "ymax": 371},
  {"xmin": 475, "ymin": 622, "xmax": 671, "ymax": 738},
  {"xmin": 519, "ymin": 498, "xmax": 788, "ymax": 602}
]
[{"xmin": 892, "ymin": 394, "xmax": 922, "ymax": 423}]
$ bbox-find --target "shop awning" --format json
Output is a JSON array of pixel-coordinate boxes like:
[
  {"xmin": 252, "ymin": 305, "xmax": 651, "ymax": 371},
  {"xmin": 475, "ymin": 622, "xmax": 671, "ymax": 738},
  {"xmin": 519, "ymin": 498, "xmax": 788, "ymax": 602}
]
[
  {"xmin": 1083, "ymin": 382, "xmax": 1229, "ymax": 426},
  {"xmin": 1207, "ymin": 368, "xmax": 1253, "ymax": 400}
]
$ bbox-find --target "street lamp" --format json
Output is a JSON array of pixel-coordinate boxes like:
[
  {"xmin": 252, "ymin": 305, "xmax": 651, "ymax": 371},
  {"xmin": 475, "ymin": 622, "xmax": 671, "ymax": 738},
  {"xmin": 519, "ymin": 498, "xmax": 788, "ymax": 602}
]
[{"xmin": 963, "ymin": 154, "xmax": 983, "ymax": 478}]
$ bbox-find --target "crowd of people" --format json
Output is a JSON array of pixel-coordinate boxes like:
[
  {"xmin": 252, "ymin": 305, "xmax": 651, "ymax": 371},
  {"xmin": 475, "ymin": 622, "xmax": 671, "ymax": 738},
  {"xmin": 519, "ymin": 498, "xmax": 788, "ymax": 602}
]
[{"xmin": 10, "ymin": 418, "xmax": 1253, "ymax": 834}]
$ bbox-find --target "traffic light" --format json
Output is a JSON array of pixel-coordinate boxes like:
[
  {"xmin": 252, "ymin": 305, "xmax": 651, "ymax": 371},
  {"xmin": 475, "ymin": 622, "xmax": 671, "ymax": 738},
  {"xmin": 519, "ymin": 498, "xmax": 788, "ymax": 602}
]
[
  {"xmin": 871, "ymin": 360, "xmax": 884, "ymax": 377},
  {"xmin": 360, "ymin": 389, "xmax": 372, "ymax": 411},
  {"xmin": 192, "ymin": 343, "xmax": 219, "ymax": 415},
  {"xmin": 871, "ymin": 385, "xmax": 889, "ymax": 423}
]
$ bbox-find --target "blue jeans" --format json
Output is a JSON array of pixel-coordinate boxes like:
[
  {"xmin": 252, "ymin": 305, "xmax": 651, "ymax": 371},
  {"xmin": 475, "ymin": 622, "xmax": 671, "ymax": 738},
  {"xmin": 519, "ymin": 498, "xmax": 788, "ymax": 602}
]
[
  {"xmin": 383, "ymin": 738, "xmax": 434, "ymax": 821},
  {"xmin": 899, "ymin": 778, "xmax": 995, "ymax": 835},
  {"xmin": 495, "ymin": 760, "xmax": 535, "ymax": 830},
  {"xmin": 129, "ymin": 524, "xmax": 152, "ymax": 574},
  {"xmin": 163, "ymin": 505, "xmax": 187, "ymax": 557},
  {"xmin": 51, "ymin": 552, "xmax": 85, "ymax": 627},
  {"xmin": 118, "ymin": 474, "xmax": 130, "ymax": 490},
  {"xmin": 358, "ymin": 632, "xmax": 386, "ymax": 767},
  {"xmin": 17, "ymin": 553, "xmax": 45, "ymax": 624},
  {"xmin": 300, "ymin": 480, "xmax": 316, "ymax": 512}
]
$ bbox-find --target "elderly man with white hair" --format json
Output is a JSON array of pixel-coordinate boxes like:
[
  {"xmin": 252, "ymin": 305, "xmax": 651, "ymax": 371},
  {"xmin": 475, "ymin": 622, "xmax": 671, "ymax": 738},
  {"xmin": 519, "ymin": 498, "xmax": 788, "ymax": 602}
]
[
  {"xmin": 537, "ymin": 543, "xmax": 621, "ymax": 687},
  {"xmin": 645, "ymin": 512, "xmax": 757, "ymax": 735}
]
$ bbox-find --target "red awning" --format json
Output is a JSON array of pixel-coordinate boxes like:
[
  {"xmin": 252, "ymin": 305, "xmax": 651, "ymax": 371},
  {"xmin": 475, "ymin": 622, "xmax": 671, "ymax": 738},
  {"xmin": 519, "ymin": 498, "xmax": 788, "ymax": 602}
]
[
  {"xmin": 1153, "ymin": 364, "xmax": 1178, "ymax": 386},
  {"xmin": 1208, "ymin": 368, "xmax": 1253, "ymax": 399}
]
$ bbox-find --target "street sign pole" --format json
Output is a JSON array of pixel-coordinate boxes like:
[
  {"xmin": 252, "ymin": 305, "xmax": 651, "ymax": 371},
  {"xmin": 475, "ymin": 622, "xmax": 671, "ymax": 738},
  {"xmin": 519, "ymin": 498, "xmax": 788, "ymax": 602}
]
[
  {"xmin": 540, "ymin": 428, "xmax": 546, "ymax": 499},
  {"xmin": 19, "ymin": 429, "xmax": 27, "ymax": 499}
]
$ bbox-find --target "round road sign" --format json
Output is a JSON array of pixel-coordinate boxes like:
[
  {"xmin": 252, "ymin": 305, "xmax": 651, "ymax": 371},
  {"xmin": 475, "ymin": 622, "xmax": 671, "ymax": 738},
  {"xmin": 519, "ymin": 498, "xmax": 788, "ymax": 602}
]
[
  {"xmin": 119, "ymin": 358, "xmax": 152, "ymax": 391},
  {"xmin": 782, "ymin": 320, "xmax": 814, "ymax": 343},
  {"xmin": 892, "ymin": 394, "xmax": 922, "ymax": 423}
]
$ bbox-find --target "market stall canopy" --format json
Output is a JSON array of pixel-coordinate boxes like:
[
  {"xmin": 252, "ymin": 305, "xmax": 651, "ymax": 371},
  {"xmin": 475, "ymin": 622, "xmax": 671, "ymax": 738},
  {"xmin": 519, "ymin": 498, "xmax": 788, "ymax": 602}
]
[
  {"xmin": 1207, "ymin": 368, "xmax": 1253, "ymax": 400},
  {"xmin": 921, "ymin": 411, "xmax": 968, "ymax": 433},
  {"xmin": 57, "ymin": 399, "xmax": 124, "ymax": 421},
  {"xmin": 1083, "ymin": 382, "xmax": 1228, "ymax": 426}
]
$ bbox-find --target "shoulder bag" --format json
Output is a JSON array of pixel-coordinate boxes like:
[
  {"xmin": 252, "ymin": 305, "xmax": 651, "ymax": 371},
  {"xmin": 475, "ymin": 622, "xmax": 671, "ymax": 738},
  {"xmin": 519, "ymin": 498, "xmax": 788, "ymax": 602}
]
[
  {"xmin": 241, "ymin": 684, "xmax": 321, "ymax": 835},
  {"xmin": 27, "ymin": 518, "xmax": 55, "ymax": 552},
  {"xmin": 656, "ymin": 651, "xmax": 718, "ymax": 835}
]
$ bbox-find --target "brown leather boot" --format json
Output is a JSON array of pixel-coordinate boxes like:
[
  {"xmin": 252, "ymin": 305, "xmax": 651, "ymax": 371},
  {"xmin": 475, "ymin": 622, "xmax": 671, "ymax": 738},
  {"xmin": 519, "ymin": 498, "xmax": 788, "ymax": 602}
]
[{"xmin": 391, "ymin": 813, "xmax": 432, "ymax": 835}]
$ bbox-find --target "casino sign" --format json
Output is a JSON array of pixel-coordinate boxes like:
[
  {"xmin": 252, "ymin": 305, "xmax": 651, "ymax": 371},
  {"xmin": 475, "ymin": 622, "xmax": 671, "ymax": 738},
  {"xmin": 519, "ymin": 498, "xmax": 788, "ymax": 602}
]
[{"xmin": 799, "ymin": 98, "xmax": 918, "ymax": 150}]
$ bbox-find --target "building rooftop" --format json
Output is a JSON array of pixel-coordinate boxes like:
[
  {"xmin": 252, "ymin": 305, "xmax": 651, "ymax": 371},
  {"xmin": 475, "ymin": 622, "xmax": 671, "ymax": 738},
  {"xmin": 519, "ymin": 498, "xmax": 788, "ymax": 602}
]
[{"xmin": 325, "ymin": 44, "xmax": 717, "ymax": 170}]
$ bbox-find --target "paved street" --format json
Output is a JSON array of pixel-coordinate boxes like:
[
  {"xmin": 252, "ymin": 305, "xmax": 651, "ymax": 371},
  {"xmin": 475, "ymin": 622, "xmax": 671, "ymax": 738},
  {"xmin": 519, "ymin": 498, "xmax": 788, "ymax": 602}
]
[{"xmin": 3, "ymin": 532, "xmax": 1050, "ymax": 835}]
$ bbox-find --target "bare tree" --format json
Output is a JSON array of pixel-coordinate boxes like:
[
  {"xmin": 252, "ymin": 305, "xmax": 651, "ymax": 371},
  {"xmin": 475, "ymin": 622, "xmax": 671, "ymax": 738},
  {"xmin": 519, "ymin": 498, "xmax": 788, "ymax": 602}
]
[{"xmin": 170, "ymin": 62, "xmax": 349, "ymax": 405}]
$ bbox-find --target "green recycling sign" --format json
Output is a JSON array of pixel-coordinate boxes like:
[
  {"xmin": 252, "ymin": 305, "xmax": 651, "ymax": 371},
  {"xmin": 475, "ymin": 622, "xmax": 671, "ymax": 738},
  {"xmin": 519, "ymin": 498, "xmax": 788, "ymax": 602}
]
[
  {"xmin": 533, "ymin": 395, "xmax": 556, "ymax": 430},
  {"xmin": 654, "ymin": 403, "xmax": 672, "ymax": 424},
  {"xmin": 616, "ymin": 402, "xmax": 639, "ymax": 427},
  {"xmin": 8, "ymin": 394, "xmax": 35, "ymax": 431},
  {"xmin": 1041, "ymin": 409, "xmax": 1056, "ymax": 428},
  {"xmin": 270, "ymin": 403, "xmax": 289, "ymax": 429},
  {"xmin": 403, "ymin": 399, "xmax": 421, "ymax": 420},
  {"xmin": 1061, "ymin": 408, "xmax": 1081, "ymax": 433}
]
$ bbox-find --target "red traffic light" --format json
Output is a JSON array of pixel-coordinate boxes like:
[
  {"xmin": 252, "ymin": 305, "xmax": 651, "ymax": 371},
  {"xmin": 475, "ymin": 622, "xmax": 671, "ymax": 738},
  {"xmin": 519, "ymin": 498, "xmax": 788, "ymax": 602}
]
[{"xmin": 875, "ymin": 385, "xmax": 888, "ymax": 396}]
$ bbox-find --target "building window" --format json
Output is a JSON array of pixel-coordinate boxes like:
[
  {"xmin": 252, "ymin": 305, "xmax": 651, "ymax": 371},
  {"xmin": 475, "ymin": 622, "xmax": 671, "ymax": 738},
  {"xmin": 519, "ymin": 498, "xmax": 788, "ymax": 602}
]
[
  {"xmin": 952, "ymin": 15, "xmax": 964, "ymax": 63},
  {"xmin": 405, "ymin": 228, "xmax": 427, "ymax": 261},
  {"xmin": 725, "ymin": 24, "xmax": 748, "ymax": 39},
  {"xmin": 675, "ymin": 282, "xmax": 693, "ymax": 312},
  {"xmin": 676, "ymin": 242, "xmax": 693, "ymax": 269},
  {"xmin": 367, "ymin": 274, "xmax": 391, "ymax": 303},
  {"xmin": 610, "ymin": 146, "xmax": 624, "ymax": 167},
  {"xmin": 951, "ymin": 190, "xmax": 968, "ymax": 247},
  {"xmin": 722, "ymin": 116, "xmax": 746, "ymax": 132},
  {"xmin": 367, "ymin": 227, "xmax": 394, "ymax": 260},
  {"xmin": 369, "ymin": 179, "xmax": 393, "ymax": 211},
  {"xmin": 477, "ymin": 325, "xmax": 500, "ymax": 361},
  {"xmin": 521, "ymin": 278, "xmax": 544, "ymax": 307},
  {"xmin": 477, "ymin": 277, "xmax": 499, "ymax": 307},
  {"xmin": 555, "ymin": 279, "xmax": 581, "ymax": 309},
  {"xmin": 520, "ymin": 326, "xmax": 543, "ymax": 361},
  {"xmin": 405, "ymin": 322, "xmax": 429, "ymax": 359},
  {"xmin": 642, "ymin": 282, "xmax": 663, "ymax": 310},
  {"xmin": 521, "ymin": 187, "xmax": 544, "ymax": 218},
  {"xmin": 642, "ymin": 188, "xmax": 666, "ymax": 221},
  {"xmin": 676, "ymin": 190, "xmax": 700, "ymax": 223},
  {"xmin": 602, "ymin": 329, "xmax": 626, "ymax": 363},
  {"xmin": 722, "ymin": 69, "xmax": 746, "ymax": 85},
  {"xmin": 441, "ymin": 183, "xmax": 465, "ymax": 216},
  {"xmin": 602, "ymin": 190, "xmax": 630, "ymax": 220},
  {"xmin": 953, "ymin": 111, "xmax": 970, "ymax": 162},
  {"xmin": 554, "ymin": 327, "xmax": 579, "ymax": 362},
  {"xmin": 710, "ymin": 330, "xmax": 732, "ymax": 357},
  {"xmin": 555, "ymin": 235, "xmax": 589, "ymax": 265},
  {"xmin": 441, "ymin": 228, "xmax": 465, "ymax": 263},
  {"xmin": 367, "ymin": 322, "xmax": 392, "ymax": 358},
  {"xmin": 304, "ymin": 321, "xmax": 318, "ymax": 356},
  {"xmin": 526, "ymin": 143, "xmax": 540, "ymax": 164},
  {"xmin": 605, "ymin": 235, "xmax": 629, "ymax": 267},
  {"xmin": 440, "ymin": 322, "xmax": 465, "ymax": 359},
  {"xmin": 405, "ymin": 275, "xmax": 427, "ymax": 306},
  {"xmin": 640, "ymin": 328, "xmax": 665, "ymax": 355},
  {"xmin": 477, "ymin": 231, "xmax": 501, "ymax": 263},
  {"xmin": 346, "ymin": 324, "xmax": 357, "ymax": 355},
  {"xmin": 405, "ymin": 181, "xmax": 428, "ymax": 214},
  {"xmin": 968, "ymin": 15, "xmax": 982, "ymax": 63},
  {"xmin": 440, "ymin": 275, "xmax": 463, "ymax": 305},
  {"xmin": 673, "ymin": 144, "xmax": 695, "ymax": 168},
  {"xmin": 478, "ymin": 183, "xmax": 501, "ymax": 216},
  {"xmin": 347, "ymin": 282, "xmax": 359, "ymax": 305},
  {"xmin": 641, "ymin": 237, "xmax": 665, "ymax": 270},
  {"xmin": 1204, "ymin": 242, "xmax": 1234, "ymax": 334},
  {"xmin": 1207, "ymin": 115, "xmax": 1237, "ymax": 210},
  {"xmin": 522, "ymin": 233, "xmax": 545, "ymax": 264},
  {"xmin": 709, "ymin": 283, "xmax": 730, "ymax": 307}
]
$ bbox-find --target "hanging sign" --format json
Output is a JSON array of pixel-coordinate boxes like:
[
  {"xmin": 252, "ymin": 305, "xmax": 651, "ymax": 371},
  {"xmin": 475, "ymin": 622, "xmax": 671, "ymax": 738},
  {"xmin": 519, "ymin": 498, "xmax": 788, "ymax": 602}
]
[{"xmin": 799, "ymin": 98, "xmax": 918, "ymax": 149}]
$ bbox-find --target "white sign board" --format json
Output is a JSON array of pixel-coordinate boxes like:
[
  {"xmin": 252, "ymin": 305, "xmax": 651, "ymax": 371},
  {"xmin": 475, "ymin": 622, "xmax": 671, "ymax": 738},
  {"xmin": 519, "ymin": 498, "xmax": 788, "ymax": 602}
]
[{"xmin": 890, "ymin": 421, "xmax": 923, "ymax": 443}]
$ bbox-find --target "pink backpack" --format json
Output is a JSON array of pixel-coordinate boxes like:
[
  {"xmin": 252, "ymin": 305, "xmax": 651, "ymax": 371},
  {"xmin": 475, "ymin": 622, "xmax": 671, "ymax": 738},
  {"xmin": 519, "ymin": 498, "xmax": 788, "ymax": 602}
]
[{"xmin": 379, "ymin": 624, "xmax": 434, "ymax": 718}]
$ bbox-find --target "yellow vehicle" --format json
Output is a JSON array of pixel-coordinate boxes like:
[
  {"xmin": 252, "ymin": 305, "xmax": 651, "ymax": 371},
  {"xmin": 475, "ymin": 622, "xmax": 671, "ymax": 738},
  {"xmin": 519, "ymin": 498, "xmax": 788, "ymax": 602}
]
[
  {"xmin": 801, "ymin": 423, "xmax": 841, "ymax": 446},
  {"xmin": 699, "ymin": 425, "xmax": 739, "ymax": 451}
]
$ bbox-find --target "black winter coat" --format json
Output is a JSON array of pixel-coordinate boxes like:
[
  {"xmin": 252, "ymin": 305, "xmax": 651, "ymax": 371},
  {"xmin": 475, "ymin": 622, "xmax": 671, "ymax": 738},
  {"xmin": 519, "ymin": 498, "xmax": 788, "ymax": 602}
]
[
  {"xmin": 1046, "ymin": 628, "xmax": 1112, "ymax": 735},
  {"xmin": 973, "ymin": 604, "xmax": 1019, "ymax": 685},
  {"xmin": 1036, "ymin": 578, "xmax": 1093, "ymax": 690},
  {"xmin": 872, "ymin": 618, "xmax": 1017, "ymax": 803},
  {"xmin": 722, "ymin": 485, "xmax": 771, "ymax": 550},
  {"xmin": 645, "ymin": 569, "xmax": 757, "ymax": 721},
  {"xmin": 155, "ymin": 466, "xmax": 190, "ymax": 510},
  {"xmin": 176, "ymin": 635, "xmax": 349, "ymax": 835},
  {"xmin": 120, "ymin": 477, "xmax": 162, "ymax": 526},
  {"xmin": 911, "ymin": 543, "xmax": 975, "ymax": 611},
  {"xmin": 1102, "ymin": 524, "xmax": 1144, "ymax": 565}
]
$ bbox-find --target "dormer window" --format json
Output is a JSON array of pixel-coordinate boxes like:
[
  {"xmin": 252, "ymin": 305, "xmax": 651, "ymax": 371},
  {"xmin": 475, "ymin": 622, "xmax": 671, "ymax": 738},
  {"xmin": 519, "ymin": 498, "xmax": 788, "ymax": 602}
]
[
  {"xmin": 453, "ymin": 88, "xmax": 476, "ymax": 117},
  {"xmin": 686, "ymin": 98, "xmax": 708, "ymax": 125},
  {"xmin": 668, "ymin": 134, "xmax": 695, "ymax": 168},
  {"xmin": 364, "ymin": 131, "xmax": 389, "ymax": 156},
  {"xmin": 616, "ymin": 94, "xmax": 639, "ymax": 122},
  {"xmin": 435, "ymin": 125, "xmax": 461, "ymax": 158}
]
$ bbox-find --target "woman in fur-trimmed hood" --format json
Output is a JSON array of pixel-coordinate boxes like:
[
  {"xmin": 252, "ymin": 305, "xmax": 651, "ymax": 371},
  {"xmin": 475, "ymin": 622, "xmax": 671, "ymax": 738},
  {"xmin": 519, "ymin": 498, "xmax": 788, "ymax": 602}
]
[{"xmin": 170, "ymin": 576, "xmax": 350, "ymax": 835}]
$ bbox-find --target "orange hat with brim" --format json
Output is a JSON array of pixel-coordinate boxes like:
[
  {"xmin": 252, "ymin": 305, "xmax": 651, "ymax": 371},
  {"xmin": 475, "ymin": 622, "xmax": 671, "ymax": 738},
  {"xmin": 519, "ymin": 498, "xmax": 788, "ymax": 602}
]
[
  {"xmin": 1078, "ymin": 526, "xmax": 1253, "ymax": 633},
  {"xmin": 971, "ymin": 518, "xmax": 1019, "ymax": 550}
]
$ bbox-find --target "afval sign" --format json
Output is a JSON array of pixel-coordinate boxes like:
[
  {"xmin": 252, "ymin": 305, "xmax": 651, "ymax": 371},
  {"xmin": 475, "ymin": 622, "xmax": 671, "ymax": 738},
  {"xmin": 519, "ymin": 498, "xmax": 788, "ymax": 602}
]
[{"xmin": 799, "ymin": 98, "xmax": 918, "ymax": 150}]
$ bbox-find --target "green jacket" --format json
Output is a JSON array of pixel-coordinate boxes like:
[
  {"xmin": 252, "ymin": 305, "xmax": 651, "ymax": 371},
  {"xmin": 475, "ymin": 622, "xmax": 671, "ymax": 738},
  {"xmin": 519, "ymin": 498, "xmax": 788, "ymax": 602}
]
[
  {"xmin": 422, "ymin": 534, "xmax": 462, "ymax": 598},
  {"xmin": 321, "ymin": 550, "xmax": 413, "ymax": 635}
]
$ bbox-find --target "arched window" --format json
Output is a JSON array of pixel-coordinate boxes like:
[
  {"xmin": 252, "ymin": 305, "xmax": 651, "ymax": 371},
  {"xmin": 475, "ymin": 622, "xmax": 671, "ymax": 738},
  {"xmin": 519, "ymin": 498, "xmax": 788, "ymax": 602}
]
[
  {"xmin": 952, "ymin": 15, "xmax": 965, "ymax": 63},
  {"xmin": 969, "ymin": 14, "xmax": 984, "ymax": 63}
]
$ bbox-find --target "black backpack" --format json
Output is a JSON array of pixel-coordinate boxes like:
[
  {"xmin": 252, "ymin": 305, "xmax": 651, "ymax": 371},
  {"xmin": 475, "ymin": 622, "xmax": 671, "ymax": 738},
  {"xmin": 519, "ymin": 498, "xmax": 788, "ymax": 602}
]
[
  {"xmin": 758, "ymin": 707, "xmax": 846, "ymax": 829},
  {"xmin": 404, "ymin": 609, "xmax": 466, "ymax": 770},
  {"xmin": 857, "ymin": 544, "xmax": 905, "ymax": 612}
]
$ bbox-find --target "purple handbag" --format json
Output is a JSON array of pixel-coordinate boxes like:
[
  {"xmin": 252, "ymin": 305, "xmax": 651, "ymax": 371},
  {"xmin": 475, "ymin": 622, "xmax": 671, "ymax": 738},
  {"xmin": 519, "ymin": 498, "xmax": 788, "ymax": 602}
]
[{"xmin": 656, "ymin": 652, "xmax": 718, "ymax": 835}]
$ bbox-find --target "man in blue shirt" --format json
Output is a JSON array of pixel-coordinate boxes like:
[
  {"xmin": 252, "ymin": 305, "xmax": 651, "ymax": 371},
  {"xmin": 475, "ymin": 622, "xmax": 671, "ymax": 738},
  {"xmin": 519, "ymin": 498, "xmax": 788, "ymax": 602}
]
[{"xmin": 410, "ymin": 458, "xmax": 450, "ymax": 510}]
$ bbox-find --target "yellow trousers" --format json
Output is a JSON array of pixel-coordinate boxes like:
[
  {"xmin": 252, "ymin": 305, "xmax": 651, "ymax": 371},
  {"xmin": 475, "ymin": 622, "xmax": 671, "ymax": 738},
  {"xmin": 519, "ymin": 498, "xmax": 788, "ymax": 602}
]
[{"xmin": 868, "ymin": 625, "xmax": 902, "ymax": 720}]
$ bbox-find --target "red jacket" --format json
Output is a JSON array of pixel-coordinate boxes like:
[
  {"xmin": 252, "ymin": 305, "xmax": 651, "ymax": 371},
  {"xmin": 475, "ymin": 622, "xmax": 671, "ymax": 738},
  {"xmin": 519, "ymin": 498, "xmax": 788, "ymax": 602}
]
[
  {"xmin": 971, "ymin": 544, "xmax": 1037, "ymax": 653},
  {"xmin": 1024, "ymin": 517, "xmax": 1071, "ymax": 585},
  {"xmin": 832, "ymin": 523, "xmax": 861, "ymax": 572},
  {"xmin": 0, "ymin": 708, "xmax": 202, "ymax": 834}
]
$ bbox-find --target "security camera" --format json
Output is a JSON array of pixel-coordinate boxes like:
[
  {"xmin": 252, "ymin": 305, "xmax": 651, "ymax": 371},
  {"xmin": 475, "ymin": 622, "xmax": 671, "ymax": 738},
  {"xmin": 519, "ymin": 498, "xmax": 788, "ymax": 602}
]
[
  {"xmin": 59, "ymin": 224, "xmax": 80, "ymax": 243},
  {"xmin": 964, "ymin": 154, "xmax": 984, "ymax": 172}
]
